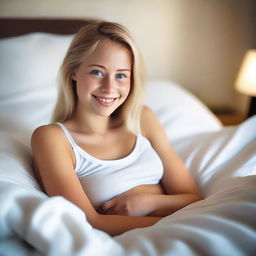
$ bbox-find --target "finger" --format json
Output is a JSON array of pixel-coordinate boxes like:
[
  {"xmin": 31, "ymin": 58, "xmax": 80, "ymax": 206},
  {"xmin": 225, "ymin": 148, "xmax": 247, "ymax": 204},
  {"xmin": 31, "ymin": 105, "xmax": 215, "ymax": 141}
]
[
  {"xmin": 105, "ymin": 206, "xmax": 116, "ymax": 215},
  {"xmin": 107, "ymin": 204, "xmax": 127, "ymax": 215},
  {"xmin": 102, "ymin": 198, "xmax": 116, "ymax": 211}
]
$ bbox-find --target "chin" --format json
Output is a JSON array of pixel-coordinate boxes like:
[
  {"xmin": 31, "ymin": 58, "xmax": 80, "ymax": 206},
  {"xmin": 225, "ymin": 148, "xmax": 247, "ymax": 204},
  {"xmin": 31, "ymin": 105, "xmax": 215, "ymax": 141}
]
[
  {"xmin": 94, "ymin": 103, "xmax": 123, "ymax": 118},
  {"xmin": 95, "ymin": 109, "xmax": 115, "ymax": 118}
]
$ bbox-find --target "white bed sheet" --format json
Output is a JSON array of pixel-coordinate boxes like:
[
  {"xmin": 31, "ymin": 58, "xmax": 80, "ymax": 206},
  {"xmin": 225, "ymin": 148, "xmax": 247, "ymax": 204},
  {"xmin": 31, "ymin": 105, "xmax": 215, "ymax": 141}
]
[
  {"xmin": 0, "ymin": 117, "xmax": 255, "ymax": 256},
  {"xmin": 0, "ymin": 33, "xmax": 255, "ymax": 256}
]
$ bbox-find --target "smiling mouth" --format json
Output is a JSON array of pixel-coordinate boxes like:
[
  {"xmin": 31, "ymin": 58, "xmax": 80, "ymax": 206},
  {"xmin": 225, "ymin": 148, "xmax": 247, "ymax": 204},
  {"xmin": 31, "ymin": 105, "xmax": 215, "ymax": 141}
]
[{"xmin": 92, "ymin": 95, "xmax": 119, "ymax": 105}]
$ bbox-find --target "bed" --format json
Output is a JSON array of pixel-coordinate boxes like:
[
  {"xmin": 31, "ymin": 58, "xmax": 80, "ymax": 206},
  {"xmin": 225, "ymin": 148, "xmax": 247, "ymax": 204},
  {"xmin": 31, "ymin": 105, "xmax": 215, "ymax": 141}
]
[{"xmin": 0, "ymin": 18, "xmax": 255, "ymax": 256}]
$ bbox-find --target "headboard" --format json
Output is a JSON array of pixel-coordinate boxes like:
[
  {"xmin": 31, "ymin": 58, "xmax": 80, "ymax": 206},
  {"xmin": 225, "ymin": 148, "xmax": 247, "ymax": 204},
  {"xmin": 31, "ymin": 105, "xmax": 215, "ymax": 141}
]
[{"xmin": 0, "ymin": 18, "xmax": 91, "ymax": 38}]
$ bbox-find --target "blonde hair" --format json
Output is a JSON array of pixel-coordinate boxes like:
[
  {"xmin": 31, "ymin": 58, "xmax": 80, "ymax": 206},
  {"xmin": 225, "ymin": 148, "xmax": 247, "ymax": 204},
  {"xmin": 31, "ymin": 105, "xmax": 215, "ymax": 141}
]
[{"xmin": 52, "ymin": 20, "xmax": 145, "ymax": 133}]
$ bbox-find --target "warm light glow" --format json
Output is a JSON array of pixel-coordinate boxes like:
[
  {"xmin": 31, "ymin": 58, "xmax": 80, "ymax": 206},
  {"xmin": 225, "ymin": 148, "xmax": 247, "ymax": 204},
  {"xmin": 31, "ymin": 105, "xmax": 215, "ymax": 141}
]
[{"xmin": 235, "ymin": 50, "xmax": 256, "ymax": 96}]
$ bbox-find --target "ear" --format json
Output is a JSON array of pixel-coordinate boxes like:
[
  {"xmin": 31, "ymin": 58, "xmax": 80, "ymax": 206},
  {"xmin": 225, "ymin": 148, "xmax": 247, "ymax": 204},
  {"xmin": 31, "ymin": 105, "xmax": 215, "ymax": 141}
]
[{"xmin": 72, "ymin": 71, "xmax": 76, "ymax": 81}]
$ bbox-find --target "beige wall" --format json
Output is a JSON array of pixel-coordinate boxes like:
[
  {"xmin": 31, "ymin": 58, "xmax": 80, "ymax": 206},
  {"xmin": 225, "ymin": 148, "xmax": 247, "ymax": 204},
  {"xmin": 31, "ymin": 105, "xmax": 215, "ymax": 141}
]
[{"xmin": 1, "ymin": 0, "xmax": 255, "ymax": 114}]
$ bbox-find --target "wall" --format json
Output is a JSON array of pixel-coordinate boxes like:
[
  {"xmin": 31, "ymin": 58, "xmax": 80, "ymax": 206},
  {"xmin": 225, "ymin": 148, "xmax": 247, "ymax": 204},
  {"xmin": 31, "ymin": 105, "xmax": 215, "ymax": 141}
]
[{"xmin": 0, "ymin": 0, "xmax": 255, "ymax": 114}]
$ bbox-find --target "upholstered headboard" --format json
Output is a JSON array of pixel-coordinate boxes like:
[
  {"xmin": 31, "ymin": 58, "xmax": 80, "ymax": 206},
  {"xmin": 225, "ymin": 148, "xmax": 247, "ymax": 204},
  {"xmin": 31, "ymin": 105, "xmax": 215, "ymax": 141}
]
[{"xmin": 0, "ymin": 18, "xmax": 90, "ymax": 38}]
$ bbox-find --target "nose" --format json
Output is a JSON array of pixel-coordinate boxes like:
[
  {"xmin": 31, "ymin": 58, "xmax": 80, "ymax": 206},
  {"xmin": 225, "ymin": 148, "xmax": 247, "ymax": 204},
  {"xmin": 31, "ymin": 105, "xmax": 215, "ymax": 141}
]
[{"xmin": 100, "ymin": 75, "xmax": 115, "ymax": 94}]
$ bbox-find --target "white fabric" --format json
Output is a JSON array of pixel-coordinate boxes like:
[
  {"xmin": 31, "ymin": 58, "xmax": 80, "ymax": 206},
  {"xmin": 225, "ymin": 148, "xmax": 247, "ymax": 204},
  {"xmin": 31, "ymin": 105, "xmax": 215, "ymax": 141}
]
[
  {"xmin": 55, "ymin": 122, "xmax": 163, "ymax": 207},
  {"xmin": 146, "ymin": 81, "xmax": 222, "ymax": 141},
  {"xmin": 0, "ymin": 118, "xmax": 255, "ymax": 256},
  {"xmin": 0, "ymin": 33, "xmax": 255, "ymax": 256},
  {"xmin": 0, "ymin": 33, "xmax": 73, "ymax": 136}
]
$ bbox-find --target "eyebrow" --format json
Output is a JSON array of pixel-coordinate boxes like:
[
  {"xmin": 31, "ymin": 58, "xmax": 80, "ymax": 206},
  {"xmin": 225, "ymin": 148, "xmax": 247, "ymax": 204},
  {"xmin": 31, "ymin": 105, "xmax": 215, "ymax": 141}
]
[{"xmin": 88, "ymin": 64, "xmax": 131, "ymax": 72}]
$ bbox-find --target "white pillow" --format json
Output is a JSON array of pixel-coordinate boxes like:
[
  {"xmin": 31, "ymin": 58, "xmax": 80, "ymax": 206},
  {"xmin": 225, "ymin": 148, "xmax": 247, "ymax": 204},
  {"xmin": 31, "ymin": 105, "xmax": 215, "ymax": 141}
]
[
  {"xmin": 146, "ymin": 81, "xmax": 222, "ymax": 141},
  {"xmin": 0, "ymin": 131, "xmax": 40, "ymax": 190},
  {"xmin": 0, "ymin": 33, "xmax": 74, "ymax": 135}
]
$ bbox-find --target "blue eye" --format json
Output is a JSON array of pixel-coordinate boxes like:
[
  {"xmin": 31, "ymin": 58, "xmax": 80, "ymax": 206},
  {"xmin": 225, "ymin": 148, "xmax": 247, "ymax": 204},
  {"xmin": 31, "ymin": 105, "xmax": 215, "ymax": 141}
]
[
  {"xmin": 116, "ymin": 73, "xmax": 127, "ymax": 79},
  {"xmin": 90, "ymin": 70, "xmax": 103, "ymax": 77}
]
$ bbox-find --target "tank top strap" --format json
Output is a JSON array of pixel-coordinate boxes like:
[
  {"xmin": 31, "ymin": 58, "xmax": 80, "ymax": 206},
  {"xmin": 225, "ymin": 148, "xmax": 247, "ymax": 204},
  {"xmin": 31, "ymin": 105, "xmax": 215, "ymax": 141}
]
[{"xmin": 54, "ymin": 122, "xmax": 77, "ymax": 148}]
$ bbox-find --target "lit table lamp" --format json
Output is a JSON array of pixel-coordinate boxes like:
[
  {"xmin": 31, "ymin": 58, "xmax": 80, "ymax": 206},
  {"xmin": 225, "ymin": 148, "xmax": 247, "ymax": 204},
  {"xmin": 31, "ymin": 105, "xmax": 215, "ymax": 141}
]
[{"xmin": 235, "ymin": 50, "xmax": 256, "ymax": 117}]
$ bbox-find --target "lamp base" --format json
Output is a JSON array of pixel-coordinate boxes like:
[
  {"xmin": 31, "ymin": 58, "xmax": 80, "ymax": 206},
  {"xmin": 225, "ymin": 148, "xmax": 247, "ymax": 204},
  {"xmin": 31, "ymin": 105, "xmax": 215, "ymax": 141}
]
[{"xmin": 248, "ymin": 96, "xmax": 256, "ymax": 117}]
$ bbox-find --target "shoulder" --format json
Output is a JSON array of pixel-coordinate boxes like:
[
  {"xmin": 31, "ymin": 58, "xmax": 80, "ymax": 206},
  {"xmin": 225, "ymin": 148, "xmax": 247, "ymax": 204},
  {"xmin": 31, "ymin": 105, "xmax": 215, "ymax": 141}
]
[
  {"xmin": 140, "ymin": 106, "xmax": 157, "ymax": 127},
  {"xmin": 140, "ymin": 106, "xmax": 170, "ymax": 150},
  {"xmin": 31, "ymin": 124, "xmax": 62, "ymax": 142},
  {"xmin": 140, "ymin": 106, "xmax": 161, "ymax": 139},
  {"xmin": 141, "ymin": 105, "xmax": 153, "ymax": 118},
  {"xmin": 31, "ymin": 123, "xmax": 75, "ymax": 164},
  {"xmin": 31, "ymin": 124, "xmax": 68, "ymax": 153}
]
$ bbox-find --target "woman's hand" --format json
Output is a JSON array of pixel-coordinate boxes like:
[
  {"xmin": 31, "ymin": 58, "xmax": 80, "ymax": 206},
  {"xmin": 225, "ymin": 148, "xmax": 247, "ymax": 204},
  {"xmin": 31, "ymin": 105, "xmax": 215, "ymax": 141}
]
[{"xmin": 101, "ymin": 194, "xmax": 155, "ymax": 216}]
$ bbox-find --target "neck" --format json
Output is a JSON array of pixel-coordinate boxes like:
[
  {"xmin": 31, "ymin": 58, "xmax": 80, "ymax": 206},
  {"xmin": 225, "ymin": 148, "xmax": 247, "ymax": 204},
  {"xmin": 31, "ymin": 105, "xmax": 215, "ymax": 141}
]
[
  {"xmin": 69, "ymin": 102, "xmax": 118, "ymax": 134},
  {"xmin": 73, "ymin": 114, "xmax": 110, "ymax": 135}
]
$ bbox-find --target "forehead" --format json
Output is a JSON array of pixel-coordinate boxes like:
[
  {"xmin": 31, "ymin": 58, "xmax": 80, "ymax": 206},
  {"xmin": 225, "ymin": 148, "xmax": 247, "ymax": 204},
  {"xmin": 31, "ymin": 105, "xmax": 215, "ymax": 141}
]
[{"xmin": 80, "ymin": 39, "xmax": 132, "ymax": 68}]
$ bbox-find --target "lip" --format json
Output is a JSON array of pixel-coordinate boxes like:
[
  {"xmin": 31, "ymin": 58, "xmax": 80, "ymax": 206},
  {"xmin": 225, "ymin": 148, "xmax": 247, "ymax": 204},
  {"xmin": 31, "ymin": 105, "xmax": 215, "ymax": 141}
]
[{"xmin": 92, "ymin": 95, "xmax": 119, "ymax": 106}]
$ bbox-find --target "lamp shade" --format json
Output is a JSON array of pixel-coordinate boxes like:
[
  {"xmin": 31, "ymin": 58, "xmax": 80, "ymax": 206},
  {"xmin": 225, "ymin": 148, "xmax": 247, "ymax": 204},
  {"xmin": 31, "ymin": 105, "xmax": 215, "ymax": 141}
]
[{"xmin": 235, "ymin": 50, "xmax": 256, "ymax": 96}]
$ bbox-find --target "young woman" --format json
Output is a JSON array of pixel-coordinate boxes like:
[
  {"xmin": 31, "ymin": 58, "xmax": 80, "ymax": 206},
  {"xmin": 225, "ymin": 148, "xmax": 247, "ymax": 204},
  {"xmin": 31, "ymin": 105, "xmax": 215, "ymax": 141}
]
[{"xmin": 31, "ymin": 20, "xmax": 203, "ymax": 236}]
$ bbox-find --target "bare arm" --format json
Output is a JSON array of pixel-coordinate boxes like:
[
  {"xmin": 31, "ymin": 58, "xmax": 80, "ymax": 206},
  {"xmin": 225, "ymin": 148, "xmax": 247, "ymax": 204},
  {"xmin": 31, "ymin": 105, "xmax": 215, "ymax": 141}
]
[
  {"xmin": 142, "ymin": 106, "xmax": 203, "ymax": 214},
  {"xmin": 31, "ymin": 125, "xmax": 161, "ymax": 236},
  {"xmin": 102, "ymin": 106, "xmax": 203, "ymax": 217}
]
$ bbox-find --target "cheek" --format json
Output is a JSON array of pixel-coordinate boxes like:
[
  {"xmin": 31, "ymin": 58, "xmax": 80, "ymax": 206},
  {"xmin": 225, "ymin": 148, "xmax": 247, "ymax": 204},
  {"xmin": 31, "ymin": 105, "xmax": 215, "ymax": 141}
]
[
  {"xmin": 125, "ymin": 87, "xmax": 131, "ymax": 98},
  {"xmin": 76, "ymin": 77, "xmax": 97, "ymax": 95},
  {"xmin": 120, "ymin": 82, "xmax": 131, "ymax": 97},
  {"xmin": 76, "ymin": 83, "xmax": 88, "ymax": 96}
]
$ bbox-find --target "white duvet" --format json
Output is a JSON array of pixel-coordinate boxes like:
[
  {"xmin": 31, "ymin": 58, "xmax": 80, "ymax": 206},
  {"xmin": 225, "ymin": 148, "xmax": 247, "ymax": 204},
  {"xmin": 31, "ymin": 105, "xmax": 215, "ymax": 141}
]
[{"xmin": 0, "ymin": 33, "xmax": 255, "ymax": 256}]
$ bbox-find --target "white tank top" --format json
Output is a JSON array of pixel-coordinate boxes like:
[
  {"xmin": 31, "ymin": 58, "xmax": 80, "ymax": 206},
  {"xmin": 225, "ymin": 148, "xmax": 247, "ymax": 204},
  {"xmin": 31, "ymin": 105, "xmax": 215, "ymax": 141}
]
[{"xmin": 55, "ymin": 122, "xmax": 164, "ymax": 207}]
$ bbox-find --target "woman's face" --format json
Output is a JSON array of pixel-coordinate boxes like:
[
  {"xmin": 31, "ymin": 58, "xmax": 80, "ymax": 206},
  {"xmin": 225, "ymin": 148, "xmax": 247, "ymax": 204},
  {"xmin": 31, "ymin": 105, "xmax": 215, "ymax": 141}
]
[{"xmin": 73, "ymin": 39, "xmax": 132, "ymax": 118}]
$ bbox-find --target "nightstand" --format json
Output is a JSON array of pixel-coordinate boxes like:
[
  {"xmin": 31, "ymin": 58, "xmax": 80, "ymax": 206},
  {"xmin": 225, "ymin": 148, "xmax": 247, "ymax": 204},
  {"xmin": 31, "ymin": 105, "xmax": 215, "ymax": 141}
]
[
  {"xmin": 216, "ymin": 113, "xmax": 246, "ymax": 126},
  {"xmin": 211, "ymin": 109, "xmax": 246, "ymax": 126}
]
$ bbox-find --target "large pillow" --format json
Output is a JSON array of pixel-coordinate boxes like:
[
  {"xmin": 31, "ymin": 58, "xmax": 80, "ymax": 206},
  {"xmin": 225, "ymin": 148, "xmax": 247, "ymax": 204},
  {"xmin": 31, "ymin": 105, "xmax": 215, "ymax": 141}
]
[
  {"xmin": 0, "ymin": 32, "xmax": 221, "ymax": 141},
  {"xmin": 146, "ymin": 81, "xmax": 222, "ymax": 141},
  {"xmin": 0, "ymin": 33, "xmax": 74, "ymax": 136}
]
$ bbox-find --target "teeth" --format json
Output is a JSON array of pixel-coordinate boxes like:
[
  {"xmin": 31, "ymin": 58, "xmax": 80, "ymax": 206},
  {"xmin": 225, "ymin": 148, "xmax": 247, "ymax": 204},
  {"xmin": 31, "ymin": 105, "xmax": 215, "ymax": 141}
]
[{"xmin": 96, "ymin": 96, "xmax": 115, "ymax": 103}]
